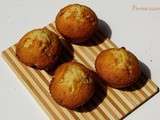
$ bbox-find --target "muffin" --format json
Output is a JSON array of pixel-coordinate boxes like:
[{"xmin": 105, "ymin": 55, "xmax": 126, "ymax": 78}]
[
  {"xmin": 95, "ymin": 47, "xmax": 141, "ymax": 88},
  {"xmin": 49, "ymin": 61, "xmax": 95, "ymax": 109},
  {"xmin": 16, "ymin": 28, "xmax": 61, "ymax": 69},
  {"xmin": 55, "ymin": 4, "xmax": 98, "ymax": 43}
]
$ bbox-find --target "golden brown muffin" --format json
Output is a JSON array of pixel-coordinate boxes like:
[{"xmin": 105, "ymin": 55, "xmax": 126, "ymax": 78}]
[
  {"xmin": 95, "ymin": 47, "xmax": 141, "ymax": 88},
  {"xmin": 16, "ymin": 28, "xmax": 61, "ymax": 69},
  {"xmin": 55, "ymin": 4, "xmax": 98, "ymax": 43},
  {"xmin": 49, "ymin": 61, "xmax": 95, "ymax": 109}
]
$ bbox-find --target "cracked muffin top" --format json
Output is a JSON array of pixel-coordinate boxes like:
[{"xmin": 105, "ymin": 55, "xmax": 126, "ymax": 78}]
[
  {"xmin": 16, "ymin": 28, "xmax": 61, "ymax": 69},
  {"xmin": 49, "ymin": 61, "xmax": 95, "ymax": 109},
  {"xmin": 55, "ymin": 4, "xmax": 98, "ymax": 43},
  {"xmin": 95, "ymin": 47, "xmax": 141, "ymax": 88}
]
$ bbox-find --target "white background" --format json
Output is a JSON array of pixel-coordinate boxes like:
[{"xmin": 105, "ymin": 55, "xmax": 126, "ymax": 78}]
[{"xmin": 0, "ymin": 0, "xmax": 160, "ymax": 120}]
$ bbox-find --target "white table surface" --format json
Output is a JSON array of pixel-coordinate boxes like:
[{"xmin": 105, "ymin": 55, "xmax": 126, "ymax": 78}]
[{"xmin": 0, "ymin": 0, "xmax": 160, "ymax": 120}]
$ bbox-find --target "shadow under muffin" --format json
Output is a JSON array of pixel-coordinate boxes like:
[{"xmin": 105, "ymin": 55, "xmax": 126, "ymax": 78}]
[
  {"xmin": 73, "ymin": 19, "xmax": 112, "ymax": 46},
  {"xmin": 45, "ymin": 40, "xmax": 74, "ymax": 75}
]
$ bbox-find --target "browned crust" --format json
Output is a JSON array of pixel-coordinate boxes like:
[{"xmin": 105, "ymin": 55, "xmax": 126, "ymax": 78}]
[
  {"xmin": 95, "ymin": 47, "xmax": 141, "ymax": 88},
  {"xmin": 16, "ymin": 28, "xmax": 61, "ymax": 69},
  {"xmin": 49, "ymin": 61, "xmax": 95, "ymax": 109},
  {"xmin": 55, "ymin": 4, "xmax": 98, "ymax": 43}
]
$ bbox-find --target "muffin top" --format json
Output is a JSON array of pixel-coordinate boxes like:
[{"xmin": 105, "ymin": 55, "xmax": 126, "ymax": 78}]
[
  {"xmin": 16, "ymin": 28, "xmax": 61, "ymax": 69},
  {"xmin": 52, "ymin": 61, "xmax": 93, "ymax": 94},
  {"xmin": 49, "ymin": 61, "xmax": 95, "ymax": 109},
  {"xmin": 18, "ymin": 28, "xmax": 58, "ymax": 50},
  {"xmin": 23, "ymin": 28, "xmax": 52, "ymax": 48},
  {"xmin": 95, "ymin": 47, "xmax": 141, "ymax": 88},
  {"xmin": 58, "ymin": 4, "xmax": 97, "ymax": 23},
  {"xmin": 55, "ymin": 4, "xmax": 98, "ymax": 42}
]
